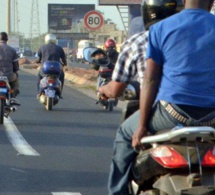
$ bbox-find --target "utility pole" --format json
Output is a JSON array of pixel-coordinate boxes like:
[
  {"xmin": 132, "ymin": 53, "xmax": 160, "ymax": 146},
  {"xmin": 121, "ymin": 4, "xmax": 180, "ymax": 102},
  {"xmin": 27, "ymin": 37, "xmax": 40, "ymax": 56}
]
[
  {"xmin": 6, "ymin": 0, "xmax": 11, "ymax": 35},
  {"xmin": 29, "ymin": 0, "xmax": 41, "ymax": 52},
  {"xmin": 14, "ymin": 0, "xmax": 19, "ymax": 34}
]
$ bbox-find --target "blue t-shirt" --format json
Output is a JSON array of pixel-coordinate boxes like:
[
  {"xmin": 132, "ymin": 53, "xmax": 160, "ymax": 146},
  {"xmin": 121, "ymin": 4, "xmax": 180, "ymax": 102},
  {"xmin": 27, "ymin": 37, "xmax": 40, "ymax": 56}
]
[{"xmin": 146, "ymin": 9, "xmax": 215, "ymax": 108}]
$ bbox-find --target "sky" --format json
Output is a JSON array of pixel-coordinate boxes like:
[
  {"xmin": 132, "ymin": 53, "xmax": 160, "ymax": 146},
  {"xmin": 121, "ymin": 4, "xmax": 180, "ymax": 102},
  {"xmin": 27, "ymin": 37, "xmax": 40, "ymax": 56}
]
[{"xmin": 0, "ymin": 0, "xmax": 124, "ymax": 37}]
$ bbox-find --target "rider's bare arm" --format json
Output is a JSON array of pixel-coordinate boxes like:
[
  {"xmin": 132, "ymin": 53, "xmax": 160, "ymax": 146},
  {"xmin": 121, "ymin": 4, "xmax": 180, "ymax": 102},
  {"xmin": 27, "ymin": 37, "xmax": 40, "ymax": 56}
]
[
  {"xmin": 132, "ymin": 58, "xmax": 161, "ymax": 148},
  {"xmin": 98, "ymin": 80, "xmax": 127, "ymax": 98}
]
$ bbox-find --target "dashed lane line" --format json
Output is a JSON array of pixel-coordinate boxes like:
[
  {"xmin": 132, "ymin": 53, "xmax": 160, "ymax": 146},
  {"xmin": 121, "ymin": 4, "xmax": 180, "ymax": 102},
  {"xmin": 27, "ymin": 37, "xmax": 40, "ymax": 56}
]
[
  {"xmin": 4, "ymin": 117, "xmax": 40, "ymax": 156},
  {"xmin": 52, "ymin": 193, "xmax": 81, "ymax": 195}
]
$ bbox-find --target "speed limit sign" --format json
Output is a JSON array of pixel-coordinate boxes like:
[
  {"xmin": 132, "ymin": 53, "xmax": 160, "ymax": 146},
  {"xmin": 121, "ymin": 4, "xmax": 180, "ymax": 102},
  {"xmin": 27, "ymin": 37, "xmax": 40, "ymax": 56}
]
[{"xmin": 84, "ymin": 10, "xmax": 104, "ymax": 31}]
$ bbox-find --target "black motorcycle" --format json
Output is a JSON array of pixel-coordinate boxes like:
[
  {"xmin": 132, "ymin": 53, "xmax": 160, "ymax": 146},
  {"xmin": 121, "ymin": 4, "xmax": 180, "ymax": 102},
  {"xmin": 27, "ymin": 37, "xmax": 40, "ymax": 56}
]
[
  {"xmin": 83, "ymin": 47, "xmax": 117, "ymax": 111},
  {"xmin": 130, "ymin": 126, "xmax": 215, "ymax": 195},
  {"xmin": 118, "ymin": 83, "xmax": 215, "ymax": 194}
]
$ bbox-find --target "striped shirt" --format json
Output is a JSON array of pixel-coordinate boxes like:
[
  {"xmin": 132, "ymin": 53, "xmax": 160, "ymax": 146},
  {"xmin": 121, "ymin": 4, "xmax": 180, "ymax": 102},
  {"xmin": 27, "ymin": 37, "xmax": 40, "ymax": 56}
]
[{"xmin": 112, "ymin": 31, "xmax": 148, "ymax": 87}]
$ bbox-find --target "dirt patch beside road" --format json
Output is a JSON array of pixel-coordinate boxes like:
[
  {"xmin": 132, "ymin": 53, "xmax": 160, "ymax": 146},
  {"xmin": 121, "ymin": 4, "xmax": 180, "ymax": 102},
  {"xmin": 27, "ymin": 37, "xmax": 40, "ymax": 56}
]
[{"xmin": 65, "ymin": 67, "xmax": 98, "ymax": 82}]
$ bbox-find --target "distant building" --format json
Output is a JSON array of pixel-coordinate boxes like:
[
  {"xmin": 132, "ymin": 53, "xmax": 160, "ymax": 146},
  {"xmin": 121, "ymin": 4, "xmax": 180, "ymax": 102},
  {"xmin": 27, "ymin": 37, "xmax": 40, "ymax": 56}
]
[{"xmin": 78, "ymin": 18, "xmax": 126, "ymax": 50}]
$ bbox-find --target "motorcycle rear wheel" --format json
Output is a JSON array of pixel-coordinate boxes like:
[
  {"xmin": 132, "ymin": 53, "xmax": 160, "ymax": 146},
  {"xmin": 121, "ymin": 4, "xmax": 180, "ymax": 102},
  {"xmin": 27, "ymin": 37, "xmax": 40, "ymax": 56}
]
[
  {"xmin": 46, "ymin": 97, "xmax": 53, "ymax": 111},
  {"xmin": 0, "ymin": 99, "xmax": 5, "ymax": 124}
]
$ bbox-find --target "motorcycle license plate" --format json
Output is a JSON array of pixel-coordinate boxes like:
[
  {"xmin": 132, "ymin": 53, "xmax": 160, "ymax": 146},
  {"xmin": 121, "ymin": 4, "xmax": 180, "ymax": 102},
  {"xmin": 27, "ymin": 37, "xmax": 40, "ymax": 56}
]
[
  {"xmin": 45, "ymin": 89, "xmax": 55, "ymax": 98},
  {"xmin": 0, "ymin": 88, "xmax": 7, "ymax": 93}
]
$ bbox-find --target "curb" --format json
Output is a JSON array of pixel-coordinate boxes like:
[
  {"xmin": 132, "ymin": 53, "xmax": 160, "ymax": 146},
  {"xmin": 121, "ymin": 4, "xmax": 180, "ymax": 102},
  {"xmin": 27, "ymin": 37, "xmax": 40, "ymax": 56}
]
[{"xmin": 65, "ymin": 72, "xmax": 95, "ymax": 86}]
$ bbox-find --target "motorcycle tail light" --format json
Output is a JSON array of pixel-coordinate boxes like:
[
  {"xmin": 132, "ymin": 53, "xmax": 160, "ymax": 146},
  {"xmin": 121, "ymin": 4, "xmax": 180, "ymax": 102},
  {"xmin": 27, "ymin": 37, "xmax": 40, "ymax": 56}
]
[
  {"xmin": 0, "ymin": 81, "xmax": 6, "ymax": 87},
  {"xmin": 201, "ymin": 147, "xmax": 215, "ymax": 167},
  {"xmin": 150, "ymin": 146, "xmax": 188, "ymax": 168},
  {"xmin": 48, "ymin": 79, "xmax": 55, "ymax": 84}
]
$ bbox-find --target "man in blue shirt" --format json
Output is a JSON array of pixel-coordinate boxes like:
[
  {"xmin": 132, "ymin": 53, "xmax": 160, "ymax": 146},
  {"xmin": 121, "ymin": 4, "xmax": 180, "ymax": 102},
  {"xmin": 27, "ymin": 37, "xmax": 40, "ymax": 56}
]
[{"xmin": 133, "ymin": 0, "xmax": 215, "ymax": 146}]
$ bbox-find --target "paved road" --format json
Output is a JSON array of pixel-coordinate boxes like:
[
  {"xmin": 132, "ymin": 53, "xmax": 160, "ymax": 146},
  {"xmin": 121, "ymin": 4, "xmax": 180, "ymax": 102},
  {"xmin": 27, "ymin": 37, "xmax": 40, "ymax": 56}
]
[{"xmin": 0, "ymin": 69, "xmax": 122, "ymax": 195}]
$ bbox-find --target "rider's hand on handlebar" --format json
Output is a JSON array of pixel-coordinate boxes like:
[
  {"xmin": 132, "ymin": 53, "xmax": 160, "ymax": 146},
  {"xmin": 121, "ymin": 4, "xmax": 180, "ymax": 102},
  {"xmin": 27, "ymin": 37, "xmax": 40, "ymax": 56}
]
[{"xmin": 97, "ymin": 91, "xmax": 108, "ymax": 100}]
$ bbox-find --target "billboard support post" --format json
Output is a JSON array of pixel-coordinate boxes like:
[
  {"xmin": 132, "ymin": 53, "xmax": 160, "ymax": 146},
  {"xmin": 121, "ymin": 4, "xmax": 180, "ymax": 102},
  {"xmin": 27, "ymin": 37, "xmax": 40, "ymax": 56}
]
[
  {"xmin": 98, "ymin": 0, "xmax": 142, "ymax": 35},
  {"xmin": 129, "ymin": 5, "xmax": 141, "ymax": 21}
]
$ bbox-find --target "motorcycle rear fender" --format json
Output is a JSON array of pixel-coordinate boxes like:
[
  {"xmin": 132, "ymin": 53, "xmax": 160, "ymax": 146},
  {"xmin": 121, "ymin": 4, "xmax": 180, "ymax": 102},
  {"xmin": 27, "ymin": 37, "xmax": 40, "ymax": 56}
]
[{"xmin": 153, "ymin": 173, "xmax": 215, "ymax": 195}]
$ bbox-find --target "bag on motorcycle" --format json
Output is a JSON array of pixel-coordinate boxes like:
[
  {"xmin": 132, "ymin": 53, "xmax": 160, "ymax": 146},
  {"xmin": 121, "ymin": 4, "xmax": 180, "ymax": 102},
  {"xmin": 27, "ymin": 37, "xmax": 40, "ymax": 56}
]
[{"xmin": 42, "ymin": 61, "xmax": 62, "ymax": 75}]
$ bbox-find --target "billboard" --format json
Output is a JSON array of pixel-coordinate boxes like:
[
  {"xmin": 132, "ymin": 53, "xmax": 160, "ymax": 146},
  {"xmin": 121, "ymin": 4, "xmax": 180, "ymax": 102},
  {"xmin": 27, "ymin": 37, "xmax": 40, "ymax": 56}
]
[
  {"xmin": 48, "ymin": 4, "xmax": 95, "ymax": 32},
  {"xmin": 98, "ymin": 0, "xmax": 142, "ymax": 5}
]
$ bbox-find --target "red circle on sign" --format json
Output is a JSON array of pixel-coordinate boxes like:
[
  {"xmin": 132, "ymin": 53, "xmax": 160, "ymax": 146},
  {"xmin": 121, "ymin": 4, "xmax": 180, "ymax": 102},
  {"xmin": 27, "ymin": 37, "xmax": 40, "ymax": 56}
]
[{"xmin": 84, "ymin": 11, "xmax": 104, "ymax": 31}]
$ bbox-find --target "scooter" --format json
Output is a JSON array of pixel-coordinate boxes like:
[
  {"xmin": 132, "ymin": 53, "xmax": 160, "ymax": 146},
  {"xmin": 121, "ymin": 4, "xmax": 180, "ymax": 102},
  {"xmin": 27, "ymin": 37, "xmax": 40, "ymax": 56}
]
[
  {"xmin": 120, "ymin": 83, "xmax": 215, "ymax": 195},
  {"xmin": 38, "ymin": 61, "xmax": 62, "ymax": 111},
  {"xmin": 0, "ymin": 75, "xmax": 20, "ymax": 124}
]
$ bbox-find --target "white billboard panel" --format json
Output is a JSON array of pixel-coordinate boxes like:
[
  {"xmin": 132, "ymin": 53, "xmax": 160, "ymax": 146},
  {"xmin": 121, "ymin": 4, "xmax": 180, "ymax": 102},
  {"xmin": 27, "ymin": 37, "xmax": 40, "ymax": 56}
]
[{"xmin": 98, "ymin": 0, "xmax": 141, "ymax": 5}]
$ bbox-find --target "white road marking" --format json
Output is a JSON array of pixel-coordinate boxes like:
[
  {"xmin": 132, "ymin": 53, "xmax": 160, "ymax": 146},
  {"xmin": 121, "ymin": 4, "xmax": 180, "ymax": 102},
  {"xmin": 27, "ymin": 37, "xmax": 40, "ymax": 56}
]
[
  {"xmin": 52, "ymin": 193, "xmax": 81, "ymax": 195},
  {"xmin": 4, "ymin": 117, "xmax": 40, "ymax": 156}
]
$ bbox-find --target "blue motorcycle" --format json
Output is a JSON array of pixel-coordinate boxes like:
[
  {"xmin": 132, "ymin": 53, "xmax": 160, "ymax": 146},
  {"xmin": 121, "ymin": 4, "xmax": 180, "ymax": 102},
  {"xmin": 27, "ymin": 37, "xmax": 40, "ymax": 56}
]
[{"xmin": 38, "ymin": 61, "xmax": 62, "ymax": 111}]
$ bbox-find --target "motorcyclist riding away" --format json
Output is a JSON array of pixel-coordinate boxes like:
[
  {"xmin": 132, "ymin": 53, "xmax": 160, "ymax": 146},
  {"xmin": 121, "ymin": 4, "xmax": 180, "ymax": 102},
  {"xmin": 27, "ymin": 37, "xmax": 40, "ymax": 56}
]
[
  {"xmin": 0, "ymin": 32, "xmax": 20, "ymax": 98},
  {"xmin": 36, "ymin": 33, "xmax": 67, "ymax": 98},
  {"xmin": 90, "ymin": 48, "xmax": 115, "ymax": 91},
  {"xmin": 104, "ymin": 39, "xmax": 119, "ymax": 65}
]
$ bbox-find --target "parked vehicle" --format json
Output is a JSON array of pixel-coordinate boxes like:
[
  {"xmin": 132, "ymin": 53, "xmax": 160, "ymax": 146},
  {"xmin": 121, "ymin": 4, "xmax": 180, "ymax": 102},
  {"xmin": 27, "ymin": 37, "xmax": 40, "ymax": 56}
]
[
  {"xmin": 119, "ymin": 86, "xmax": 215, "ymax": 194},
  {"xmin": 0, "ymin": 75, "xmax": 20, "ymax": 124},
  {"xmin": 83, "ymin": 47, "xmax": 117, "ymax": 111},
  {"xmin": 37, "ymin": 61, "xmax": 62, "ymax": 111}
]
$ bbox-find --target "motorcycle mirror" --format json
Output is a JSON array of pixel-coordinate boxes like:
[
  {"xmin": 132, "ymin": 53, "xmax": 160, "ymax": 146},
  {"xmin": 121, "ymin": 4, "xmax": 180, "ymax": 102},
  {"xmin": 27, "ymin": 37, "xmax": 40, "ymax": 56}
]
[{"xmin": 83, "ymin": 47, "xmax": 99, "ymax": 63}]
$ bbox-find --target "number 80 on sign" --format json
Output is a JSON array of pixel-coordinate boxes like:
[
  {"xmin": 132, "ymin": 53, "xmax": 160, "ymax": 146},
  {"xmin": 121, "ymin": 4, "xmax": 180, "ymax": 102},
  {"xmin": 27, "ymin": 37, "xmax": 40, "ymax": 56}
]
[{"xmin": 84, "ymin": 11, "xmax": 104, "ymax": 31}]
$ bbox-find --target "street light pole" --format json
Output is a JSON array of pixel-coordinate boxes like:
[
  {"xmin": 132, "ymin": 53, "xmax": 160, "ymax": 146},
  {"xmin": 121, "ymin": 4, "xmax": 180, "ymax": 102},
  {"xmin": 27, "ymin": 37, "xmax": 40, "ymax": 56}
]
[{"xmin": 6, "ymin": 0, "xmax": 11, "ymax": 35}]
